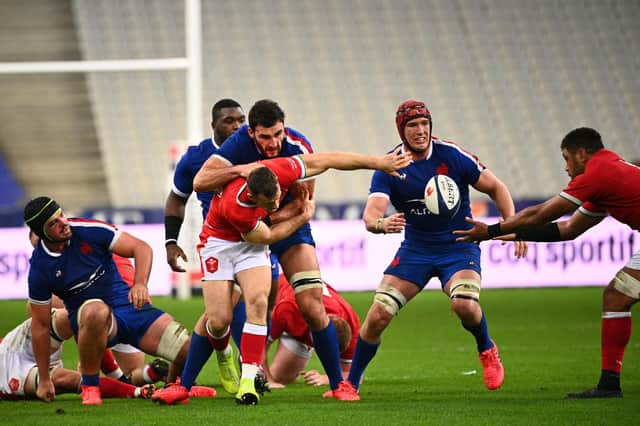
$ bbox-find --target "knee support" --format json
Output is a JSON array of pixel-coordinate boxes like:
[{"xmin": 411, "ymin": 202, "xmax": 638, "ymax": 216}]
[
  {"xmin": 156, "ymin": 320, "xmax": 190, "ymax": 361},
  {"xmin": 77, "ymin": 298, "xmax": 114, "ymax": 335},
  {"xmin": 290, "ymin": 270, "xmax": 323, "ymax": 294},
  {"xmin": 49, "ymin": 308, "xmax": 64, "ymax": 349},
  {"xmin": 612, "ymin": 270, "xmax": 640, "ymax": 299},
  {"xmin": 373, "ymin": 283, "xmax": 407, "ymax": 316},
  {"xmin": 449, "ymin": 278, "xmax": 481, "ymax": 302}
]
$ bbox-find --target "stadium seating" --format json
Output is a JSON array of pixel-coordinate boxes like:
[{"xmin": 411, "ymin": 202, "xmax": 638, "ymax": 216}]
[{"xmin": 0, "ymin": 0, "xmax": 638, "ymax": 216}]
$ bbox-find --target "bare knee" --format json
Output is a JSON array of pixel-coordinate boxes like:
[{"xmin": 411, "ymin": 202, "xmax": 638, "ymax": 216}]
[
  {"xmin": 360, "ymin": 304, "xmax": 393, "ymax": 342},
  {"xmin": 296, "ymin": 291, "xmax": 328, "ymax": 331},
  {"xmin": 450, "ymin": 298, "xmax": 481, "ymax": 323}
]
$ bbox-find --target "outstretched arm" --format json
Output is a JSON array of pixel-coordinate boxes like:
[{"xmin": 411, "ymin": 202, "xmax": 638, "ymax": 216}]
[{"xmin": 299, "ymin": 147, "xmax": 411, "ymax": 178}]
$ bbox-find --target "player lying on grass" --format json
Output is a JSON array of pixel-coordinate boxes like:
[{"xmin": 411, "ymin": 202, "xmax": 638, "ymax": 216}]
[{"xmin": 262, "ymin": 275, "xmax": 359, "ymax": 390}]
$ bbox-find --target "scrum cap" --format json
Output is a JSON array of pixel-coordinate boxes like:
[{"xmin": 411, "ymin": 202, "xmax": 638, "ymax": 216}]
[
  {"xmin": 24, "ymin": 196, "xmax": 62, "ymax": 242},
  {"xmin": 395, "ymin": 100, "xmax": 432, "ymax": 143}
]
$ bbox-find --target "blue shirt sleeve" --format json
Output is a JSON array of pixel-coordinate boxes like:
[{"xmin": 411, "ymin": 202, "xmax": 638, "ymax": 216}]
[
  {"xmin": 369, "ymin": 170, "xmax": 393, "ymax": 197},
  {"xmin": 172, "ymin": 149, "xmax": 196, "ymax": 198},
  {"xmin": 214, "ymin": 125, "xmax": 256, "ymax": 165},
  {"xmin": 27, "ymin": 255, "xmax": 52, "ymax": 305}
]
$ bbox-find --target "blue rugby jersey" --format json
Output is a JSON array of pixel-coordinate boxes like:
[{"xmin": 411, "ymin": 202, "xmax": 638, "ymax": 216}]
[
  {"xmin": 28, "ymin": 219, "xmax": 131, "ymax": 311},
  {"xmin": 172, "ymin": 138, "xmax": 218, "ymax": 218},
  {"xmin": 369, "ymin": 137, "xmax": 484, "ymax": 246}
]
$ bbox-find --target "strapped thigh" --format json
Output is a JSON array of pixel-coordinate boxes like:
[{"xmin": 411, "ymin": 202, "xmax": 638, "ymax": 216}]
[
  {"xmin": 290, "ymin": 270, "xmax": 323, "ymax": 294},
  {"xmin": 612, "ymin": 270, "xmax": 640, "ymax": 299},
  {"xmin": 449, "ymin": 278, "xmax": 481, "ymax": 302}
]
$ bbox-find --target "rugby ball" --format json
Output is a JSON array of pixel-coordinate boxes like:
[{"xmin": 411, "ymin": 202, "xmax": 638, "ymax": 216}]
[{"xmin": 424, "ymin": 175, "xmax": 460, "ymax": 217}]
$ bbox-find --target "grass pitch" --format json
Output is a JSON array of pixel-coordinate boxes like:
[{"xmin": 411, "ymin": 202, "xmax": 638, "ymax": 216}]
[{"xmin": 0, "ymin": 287, "xmax": 637, "ymax": 425}]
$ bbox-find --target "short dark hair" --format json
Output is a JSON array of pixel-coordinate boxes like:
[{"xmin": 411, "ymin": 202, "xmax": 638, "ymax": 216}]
[
  {"xmin": 211, "ymin": 98, "xmax": 242, "ymax": 123},
  {"xmin": 560, "ymin": 127, "xmax": 604, "ymax": 154},
  {"xmin": 248, "ymin": 99, "xmax": 285, "ymax": 130},
  {"xmin": 247, "ymin": 166, "xmax": 279, "ymax": 199}
]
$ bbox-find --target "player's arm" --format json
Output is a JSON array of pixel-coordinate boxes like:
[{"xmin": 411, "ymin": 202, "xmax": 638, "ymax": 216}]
[
  {"xmin": 472, "ymin": 169, "xmax": 516, "ymax": 219},
  {"xmin": 193, "ymin": 156, "xmax": 262, "ymax": 193},
  {"xmin": 363, "ymin": 195, "xmax": 405, "ymax": 234},
  {"xmin": 455, "ymin": 195, "xmax": 579, "ymax": 242},
  {"xmin": 164, "ymin": 191, "xmax": 188, "ymax": 272},
  {"xmin": 111, "ymin": 232, "xmax": 152, "ymax": 308},
  {"xmin": 299, "ymin": 147, "xmax": 410, "ymax": 178},
  {"xmin": 30, "ymin": 302, "xmax": 56, "ymax": 402},
  {"xmin": 509, "ymin": 208, "xmax": 603, "ymax": 242},
  {"xmin": 242, "ymin": 199, "xmax": 315, "ymax": 245}
]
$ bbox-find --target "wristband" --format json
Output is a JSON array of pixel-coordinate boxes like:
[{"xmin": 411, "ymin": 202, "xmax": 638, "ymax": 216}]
[
  {"xmin": 165, "ymin": 239, "xmax": 178, "ymax": 247},
  {"xmin": 164, "ymin": 215, "xmax": 183, "ymax": 242},
  {"xmin": 515, "ymin": 222, "xmax": 561, "ymax": 242},
  {"xmin": 486, "ymin": 223, "xmax": 503, "ymax": 238},
  {"xmin": 375, "ymin": 218, "xmax": 385, "ymax": 233}
]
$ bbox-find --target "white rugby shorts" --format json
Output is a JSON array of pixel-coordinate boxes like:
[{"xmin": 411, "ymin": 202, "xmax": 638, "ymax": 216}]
[{"xmin": 199, "ymin": 237, "xmax": 269, "ymax": 281}]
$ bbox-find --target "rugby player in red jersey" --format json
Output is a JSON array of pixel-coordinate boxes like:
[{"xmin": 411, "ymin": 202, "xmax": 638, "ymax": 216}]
[{"xmin": 456, "ymin": 127, "xmax": 640, "ymax": 399}]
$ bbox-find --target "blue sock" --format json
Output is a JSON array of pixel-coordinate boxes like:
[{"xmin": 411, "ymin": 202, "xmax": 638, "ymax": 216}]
[
  {"xmin": 347, "ymin": 336, "xmax": 380, "ymax": 390},
  {"xmin": 230, "ymin": 301, "xmax": 246, "ymax": 349},
  {"xmin": 81, "ymin": 373, "xmax": 100, "ymax": 387},
  {"xmin": 462, "ymin": 312, "xmax": 493, "ymax": 352},
  {"xmin": 311, "ymin": 322, "xmax": 343, "ymax": 390},
  {"xmin": 180, "ymin": 332, "xmax": 213, "ymax": 390}
]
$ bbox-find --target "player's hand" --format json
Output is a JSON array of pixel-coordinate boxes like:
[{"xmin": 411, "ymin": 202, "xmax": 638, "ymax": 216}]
[
  {"xmin": 166, "ymin": 243, "xmax": 188, "ymax": 272},
  {"xmin": 129, "ymin": 283, "xmax": 149, "ymax": 309},
  {"xmin": 453, "ymin": 217, "xmax": 491, "ymax": 242},
  {"xmin": 381, "ymin": 146, "xmax": 412, "ymax": 177},
  {"xmin": 298, "ymin": 186, "xmax": 316, "ymax": 221},
  {"xmin": 301, "ymin": 370, "xmax": 329, "ymax": 386},
  {"xmin": 238, "ymin": 162, "xmax": 264, "ymax": 178},
  {"xmin": 380, "ymin": 212, "xmax": 406, "ymax": 234},
  {"xmin": 36, "ymin": 377, "xmax": 55, "ymax": 402},
  {"xmin": 511, "ymin": 239, "xmax": 528, "ymax": 258}
]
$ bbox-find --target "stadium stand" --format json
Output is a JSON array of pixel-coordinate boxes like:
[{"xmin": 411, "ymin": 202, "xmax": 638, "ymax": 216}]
[{"xmin": 0, "ymin": 0, "xmax": 638, "ymax": 220}]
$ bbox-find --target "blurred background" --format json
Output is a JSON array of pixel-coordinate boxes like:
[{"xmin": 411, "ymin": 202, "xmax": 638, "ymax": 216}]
[{"xmin": 1, "ymin": 0, "xmax": 639, "ymax": 225}]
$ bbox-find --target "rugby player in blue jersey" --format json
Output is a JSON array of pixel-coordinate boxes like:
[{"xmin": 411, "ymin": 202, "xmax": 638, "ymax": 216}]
[
  {"xmin": 346, "ymin": 100, "xmax": 526, "ymax": 394},
  {"xmin": 25, "ymin": 197, "xmax": 198, "ymax": 405},
  {"xmin": 192, "ymin": 99, "xmax": 360, "ymax": 400}
]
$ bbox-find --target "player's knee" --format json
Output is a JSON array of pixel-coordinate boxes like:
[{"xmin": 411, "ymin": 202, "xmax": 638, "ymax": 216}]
[
  {"xmin": 156, "ymin": 320, "xmax": 190, "ymax": 362},
  {"xmin": 606, "ymin": 270, "xmax": 640, "ymax": 309},
  {"xmin": 205, "ymin": 312, "xmax": 231, "ymax": 334},
  {"xmin": 77, "ymin": 299, "xmax": 111, "ymax": 331},
  {"xmin": 373, "ymin": 283, "xmax": 407, "ymax": 317}
]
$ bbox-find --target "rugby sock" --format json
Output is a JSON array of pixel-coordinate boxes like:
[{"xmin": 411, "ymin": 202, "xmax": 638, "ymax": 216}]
[
  {"xmin": 142, "ymin": 365, "xmax": 161, "ymax": 384},
  {"xmin": 180, "ymin": 332, "xmax": 214, "ymax": 390},
  {"xmin": 206, "ymin": 324, "xmax": 231, "ymax": 351},
  {"xmin": 230, "ymin": 300, "xmax": 247, "ymax": 349},
  {"xmin": 98, "ymin": 377, "xmax": 136, "ymax": 398},
  {"xmin": 311, "ymin": 322, "xmax": 343, "ymax": 390},
  {"xmin": 462, "ymin": 312, "xmax": 493, "ymax": 353},
  {"xmin": 100, "ymin": 349, "xmax": 124, "ymax": 378},
  {"xmin": 82, "ymin": 373, "xmax": 100, "ymax": 387},
  {"xmin": 240, "ymin": 323, "xmax": 267, "ymax": 380},
  {"xmin": 348, "ymin": 336, "xmax": 379, "ymax": 390},
  {"xmin": 599, "ymin": 312, "xmax": 631, "ymax": 389}
]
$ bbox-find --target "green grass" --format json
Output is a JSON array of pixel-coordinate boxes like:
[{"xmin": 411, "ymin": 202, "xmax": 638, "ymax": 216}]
[{"xmin": 0, "ymin": 287, "xmax": 638, "ymax": 425}]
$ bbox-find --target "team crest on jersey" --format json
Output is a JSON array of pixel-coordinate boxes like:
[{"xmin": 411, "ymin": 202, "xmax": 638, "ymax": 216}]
[
  {"xmin": 8, "ymin": 377, "xmax": 19, "ymax": 392},
  {"xmin": 55, "ymin": 270, "xmax": 62, "ymax": 278},
  {"xmin": 80, "ymin": 242, "xmax": 93, "ymax": 255},
  {"xmin": 390, "ymin": 256, "xmax": 401, "ymax": 268},
  {"xmin": 205, "ymin": 257, "xmax": 219, "ymax": 273},
  {"xmin": 436, "ymin": 163, "xmax": 449, "ymax": 175}
]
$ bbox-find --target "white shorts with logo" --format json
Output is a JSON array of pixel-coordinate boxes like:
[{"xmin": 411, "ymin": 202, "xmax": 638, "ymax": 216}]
[{"xmin": 199, "ymin": 237, "xmax": 270, "ymax": 281}]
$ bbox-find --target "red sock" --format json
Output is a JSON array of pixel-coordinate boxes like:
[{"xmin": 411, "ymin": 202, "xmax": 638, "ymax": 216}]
[
  {"xmin": 98, "ymin": 377, "xmax": 136, "ymax": 398},
  {"xmin": 207, "ymin": 327, "xmax": 231, "ymax": 351},
  {"xmin": 240, "ymin": 323, "xmax": 267, "ymax": 366},
  {"xmin": 601, "ymin": 314, "xmax": 632, "ymax": 373},
  {"xmin": 100, "ymin": 349, "xmax": 120, "ymax": 375}
]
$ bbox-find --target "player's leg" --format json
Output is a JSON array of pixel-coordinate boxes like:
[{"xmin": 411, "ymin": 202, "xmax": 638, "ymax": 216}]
[
  {"xmin": 347, "ymin": 275, "xmax": 418, "ymax": 391},
  {"xmin": 444, "ymin": 267, "xmax": 503, "ymax": 390},
  {"xmin": 234, "ymin": 266, "xmax": 271, "ymax": 405},
  {"xmin": 75, "ymin": 299, "xmax": 114, "ymax": 404},
  {"xmin": 111, "ymin": 344, "xmax": 168, "ymax": 385},
  {"xmin": 268, "ymin": 335, "xmax": 313, "ymax": 386},
  {"xmin": 279, "ymin": 243, "xmax": 345, "ymax": 392},
  {"xmin": 567, "ymin": 265, "xmax": 639, "ymax": 398}
]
